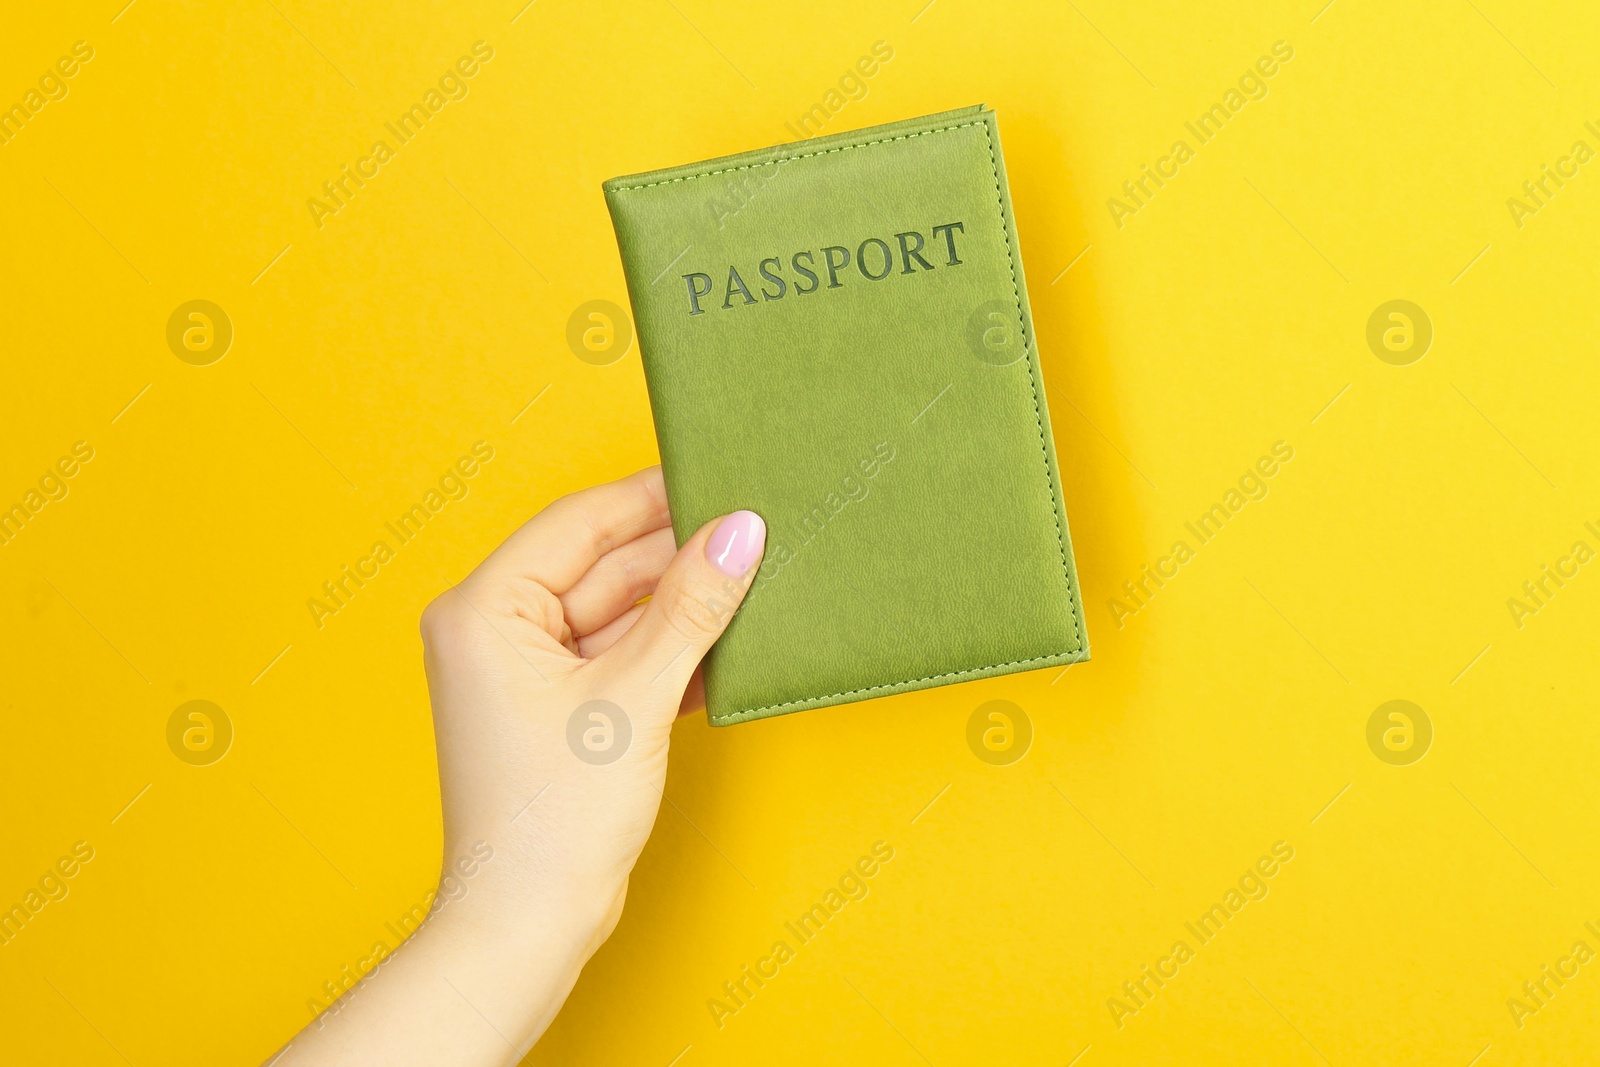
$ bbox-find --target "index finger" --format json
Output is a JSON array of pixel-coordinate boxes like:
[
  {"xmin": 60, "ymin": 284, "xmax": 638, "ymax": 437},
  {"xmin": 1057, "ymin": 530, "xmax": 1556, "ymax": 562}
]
[{"xmin": 471, "ymin": 466, "xmax": 672, "ymax": 595}]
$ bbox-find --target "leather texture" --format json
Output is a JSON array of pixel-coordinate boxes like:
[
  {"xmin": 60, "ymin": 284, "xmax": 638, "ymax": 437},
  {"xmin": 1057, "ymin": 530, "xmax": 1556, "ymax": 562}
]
[{"xmin": 603, "ymin": 105, "xmax": 1089, "ymax": 726}]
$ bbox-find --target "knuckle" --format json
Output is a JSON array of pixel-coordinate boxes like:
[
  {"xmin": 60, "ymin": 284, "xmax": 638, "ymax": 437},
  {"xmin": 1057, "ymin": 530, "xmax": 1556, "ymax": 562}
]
[
  {"xmin": 625, "ymin": 547, "xmax": 671, "ymax": 605},
  {"xmin": 419, "ymin": 586, "xmax": 486, "ymax": 651},
  {"xmin": 660, "ymin": 578, "xmax": 737, "ymax": 642},
  {"xmin": 419, "ymin": 592, "xmax": 463, "ymax": 643},
  {"xmin": 610, "ymin": 545, "xmax": 646, "ymax": 600},
  {"xmin": 551, "ymin": 495, "xmax": 615, "ymax": 555},
  {"xmin": 512, "ymin": 579, "xmax": 568, "ymax": 636}
]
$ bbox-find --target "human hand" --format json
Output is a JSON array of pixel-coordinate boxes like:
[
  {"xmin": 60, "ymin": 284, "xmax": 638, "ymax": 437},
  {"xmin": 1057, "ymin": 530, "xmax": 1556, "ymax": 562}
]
[
  {"xmin": 420, "ymin": 464, "xmax": 766, "ymax": 948},
  {"xmin": 272, "ymin": 467, "xmax": 765, "ymax": 1065}
]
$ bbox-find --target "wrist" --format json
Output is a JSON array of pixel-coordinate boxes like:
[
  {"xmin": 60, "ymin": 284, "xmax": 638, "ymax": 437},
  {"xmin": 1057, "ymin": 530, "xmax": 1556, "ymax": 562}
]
[
  {"xmin": 432, "ymin": 833, "xmax": 620, "ymax": 969},
  {"xmin": 405, "ymin": 865, "xmax": 603, "ymax": 1053}
]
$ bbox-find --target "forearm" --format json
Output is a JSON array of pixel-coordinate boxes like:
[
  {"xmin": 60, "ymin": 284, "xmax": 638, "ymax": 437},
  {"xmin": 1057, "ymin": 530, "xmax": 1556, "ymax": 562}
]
[{"xmin": 271, "ymin": 869, "xmax": 600, "ymax": 1067}]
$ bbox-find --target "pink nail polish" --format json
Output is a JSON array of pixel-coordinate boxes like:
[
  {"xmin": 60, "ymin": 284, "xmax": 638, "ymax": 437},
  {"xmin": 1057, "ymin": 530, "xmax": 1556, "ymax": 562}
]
[{"xmin": 707, "ymin": 510, "xmax": 766, "ymax": 577}]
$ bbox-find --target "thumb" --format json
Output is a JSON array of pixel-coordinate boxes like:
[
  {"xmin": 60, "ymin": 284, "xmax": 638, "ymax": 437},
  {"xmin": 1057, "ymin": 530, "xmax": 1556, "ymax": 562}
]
[{"xmin": 601, "ymin": 509, "xmax": 766, "ymax": 695}]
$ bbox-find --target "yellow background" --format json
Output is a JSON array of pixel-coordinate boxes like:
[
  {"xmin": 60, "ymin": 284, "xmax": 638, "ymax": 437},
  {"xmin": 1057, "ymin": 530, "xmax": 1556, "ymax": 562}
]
[{"xmin": 4, "ymin": 0, "xmax": 1598, "ymax": 1063}]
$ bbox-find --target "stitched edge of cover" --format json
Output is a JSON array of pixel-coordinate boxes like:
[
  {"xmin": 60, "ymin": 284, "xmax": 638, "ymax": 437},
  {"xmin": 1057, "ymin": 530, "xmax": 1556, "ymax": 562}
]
[
  {"xmin": 614, "ymin": 118, "xmax": 1084, "ymax": 721},
  {"xmin": 609, "ymin": 120, "xmax": 989, "ymax": 190},
  {"xmin": 974, "ymin": 117, "xmax": 1084, "ymax": 654},
  {"xmin": 713, "ymin": 649, "xmax": 1090, "ymax": 723}
]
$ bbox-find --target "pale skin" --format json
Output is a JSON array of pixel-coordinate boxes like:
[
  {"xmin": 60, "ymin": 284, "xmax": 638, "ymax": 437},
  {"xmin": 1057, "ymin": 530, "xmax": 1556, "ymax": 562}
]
[{"xmin": 268, "ymin": 467, "xmax": 765, "ymax": 1065}]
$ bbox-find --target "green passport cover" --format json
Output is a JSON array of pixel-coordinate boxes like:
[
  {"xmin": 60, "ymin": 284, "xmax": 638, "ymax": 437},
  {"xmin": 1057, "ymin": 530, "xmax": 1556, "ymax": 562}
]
[{"xmin": 603, "ymin": 105, "xmax": 1088, "ymax": 726}]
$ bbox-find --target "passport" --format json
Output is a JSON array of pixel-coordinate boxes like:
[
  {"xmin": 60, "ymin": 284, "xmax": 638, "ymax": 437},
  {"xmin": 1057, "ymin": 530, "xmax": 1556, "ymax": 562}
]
[{"xmin": 603, "ymin": 105, "xmax": 1088, "ymax": 726}]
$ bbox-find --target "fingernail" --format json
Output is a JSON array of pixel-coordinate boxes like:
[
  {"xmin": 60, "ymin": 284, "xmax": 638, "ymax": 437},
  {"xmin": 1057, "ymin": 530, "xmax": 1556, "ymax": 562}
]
[{"xmin": 707, "ymin": 510, "xmax": 766, "ymax": 577}]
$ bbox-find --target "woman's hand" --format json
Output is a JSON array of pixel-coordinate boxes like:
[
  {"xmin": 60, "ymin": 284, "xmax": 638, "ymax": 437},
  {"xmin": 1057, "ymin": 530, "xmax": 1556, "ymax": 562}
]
[{"xmin": 271, "ymin": 467, "xmax": 765, "ymax": 1066}]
